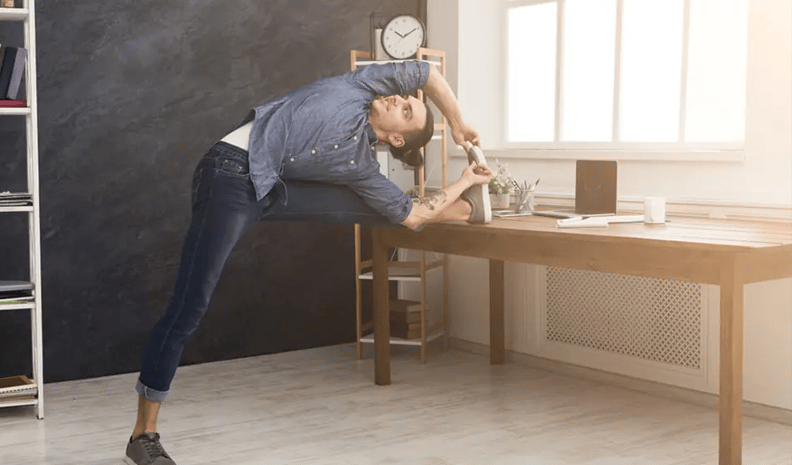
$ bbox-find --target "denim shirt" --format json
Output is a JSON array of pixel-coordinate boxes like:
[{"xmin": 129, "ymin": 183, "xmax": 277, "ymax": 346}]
[{"xmin": 248, "ymin": 60, "xmax": 431, "ymax": 224}]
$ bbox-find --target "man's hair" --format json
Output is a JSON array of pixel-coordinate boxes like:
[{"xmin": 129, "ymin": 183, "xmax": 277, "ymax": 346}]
[{"xmin": 388, "ymin": 102, "xmax": 434, "ymax": 167}]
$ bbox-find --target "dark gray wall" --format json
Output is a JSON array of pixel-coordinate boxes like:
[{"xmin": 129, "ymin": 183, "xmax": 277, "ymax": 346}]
[{"xmin": 0, "ymin": 0, "xmax": 421, "ymax": 383}]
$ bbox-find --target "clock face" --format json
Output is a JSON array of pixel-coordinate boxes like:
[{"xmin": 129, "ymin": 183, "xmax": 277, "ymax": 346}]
[{"xmin": 381, "ymin": 15, "xmax": 426, "ymax": 60}]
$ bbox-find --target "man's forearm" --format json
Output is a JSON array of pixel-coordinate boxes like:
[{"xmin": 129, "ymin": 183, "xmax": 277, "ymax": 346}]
[
  {"xmin": 400, "ymin": 177, "xmax": 471, "ymax": 230},
  {"xmin": 421, "ymin": 66, "xmax": 464, "ymax": 129}
]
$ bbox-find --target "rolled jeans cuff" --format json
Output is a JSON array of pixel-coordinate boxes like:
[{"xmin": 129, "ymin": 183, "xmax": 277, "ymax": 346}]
[{"xmin": 136, "ymin": 379, "xmax": 169, "ymax": 403}]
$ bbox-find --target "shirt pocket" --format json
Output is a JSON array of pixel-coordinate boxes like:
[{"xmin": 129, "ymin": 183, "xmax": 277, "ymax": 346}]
[
  {"xmin": 286, "ymin": 137, "xmax": 364, "ymax": 180},
  {"xmin": 323, "ymin": 138, "xmax": 363, "ymax": 176}
]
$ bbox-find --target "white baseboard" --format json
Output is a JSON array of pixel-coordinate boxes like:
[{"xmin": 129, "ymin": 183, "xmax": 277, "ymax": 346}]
[{"xmin": 449, "ymin": 337, "xmax": 792, "ymax": 427}]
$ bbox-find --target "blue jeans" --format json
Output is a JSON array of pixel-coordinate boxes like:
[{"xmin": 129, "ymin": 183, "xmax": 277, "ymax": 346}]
[{"xmin": 136, "ymin": 142, "xmax": 394, "ymax": 402}]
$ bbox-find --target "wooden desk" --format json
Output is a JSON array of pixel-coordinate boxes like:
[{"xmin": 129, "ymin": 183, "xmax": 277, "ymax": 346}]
[{"xmin": 371, "ymin": 215, "xmax": 792, "ymax": 465}]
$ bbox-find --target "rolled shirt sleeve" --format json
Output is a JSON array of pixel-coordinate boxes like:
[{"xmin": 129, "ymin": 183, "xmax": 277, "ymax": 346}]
[
  {"xmin": 345, "ymin": 170, "xmax": 413, "ymax": 224},
  {"xmin": 347, "ymin": 60, "xmax": 432, "ymax": 97}
]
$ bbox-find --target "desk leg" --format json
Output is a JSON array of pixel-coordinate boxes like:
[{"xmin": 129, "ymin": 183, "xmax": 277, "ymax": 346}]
[
  {"xmin": 490, "ymin": 259, "xmax": 505, "ymax": 365},
  {"xmin": 372, "ymin": 227, "xmax": 391, "ymax": 386},
  {"xmin": 719, "ymin": 259, "xmax": 744, "ymax": 465}
]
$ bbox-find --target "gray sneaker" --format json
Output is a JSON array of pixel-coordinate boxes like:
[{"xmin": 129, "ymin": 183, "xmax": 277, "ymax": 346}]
[
  {"xmin": 125, "ymin": 432, "xmax": 176, "ymax": 465},
  {"xmin": 461, "ymin": 145, "xmax": 492, "ymax": 224}
]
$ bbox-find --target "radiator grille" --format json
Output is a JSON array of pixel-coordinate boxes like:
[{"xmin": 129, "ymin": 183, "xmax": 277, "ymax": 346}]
[{"xmin": 545, "ymin": 267, "xmax": 702, "ymax": 369}]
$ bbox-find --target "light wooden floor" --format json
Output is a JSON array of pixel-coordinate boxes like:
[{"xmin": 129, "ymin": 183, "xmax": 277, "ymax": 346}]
[{"xmin": 1, "ymin": 344, "xmax": 790, "ymax": 465}]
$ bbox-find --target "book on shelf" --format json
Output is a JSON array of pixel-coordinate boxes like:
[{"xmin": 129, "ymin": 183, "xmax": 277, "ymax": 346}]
[
  {"xmin": 5, "ymin": 46, "xmax": 26, "ymax": 99},
  {"xmin": 0, "ymin": 280, "xmax": 33, "ymax": 292},
  {"xmin": 389, "ymin": 299, "xmax": 424, "ymax": 324},
  {"xmin": 0, "ymin": 98, "xmax": 26, "ymax": 107},
  {"xmin": 0, "ymin": 191, "xmax": 32, "ymax": 205},
  {"xmin": 390, "ymin": 321, "xmax": 422, "ymax": 339},
  {"xmin": 0, "ymin": 45, "xmax": 16, "ymax": 96},
  {"xmin": 0, "ymin": 45, "xmax": 26, "ymax": 99},
  {"xmin": 0, "ymin": 293, "xmax": 33, "ymax": 304},
  {"xmin": 0, "ymin": 280, "xmax": 34, "ymax": 304},
  {"xmin": 0, "ymin": 375, "xmax": 36, "ymax": 399},
  {"xmin": 389, "ymin": 299, "xmax": 425, "ymax": 339}
]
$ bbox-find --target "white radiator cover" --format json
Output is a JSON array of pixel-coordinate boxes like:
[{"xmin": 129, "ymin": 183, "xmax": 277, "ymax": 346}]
[{"xmin": 531, "ymin": 266, "xmax": 713, "ymax": 391}]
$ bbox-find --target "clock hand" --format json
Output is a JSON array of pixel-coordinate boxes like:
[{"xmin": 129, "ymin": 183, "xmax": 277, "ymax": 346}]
[
  {"xmin": 403, "ymin": 28, "xmax": 418, "ymax": 37},
  {"xmin": 393, "ymin": 30, "xmax": 404, "ymax": 38}
]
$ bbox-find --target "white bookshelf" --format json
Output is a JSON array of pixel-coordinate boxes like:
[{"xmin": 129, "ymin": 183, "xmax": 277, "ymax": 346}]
[
  {"xmin": 0, "ymin": 7, "xmax": 29, "ymax": 20},
  {"xmin": 0, "ymin": 106, "xmax": 30, "ymax": 115},
  {"xmin": 0, "ymin": 0, "xmax": 44, "ymax": 419},
  {"xmin": 0, "ymin": 205, "xmax": 34, "ymax": 212}
]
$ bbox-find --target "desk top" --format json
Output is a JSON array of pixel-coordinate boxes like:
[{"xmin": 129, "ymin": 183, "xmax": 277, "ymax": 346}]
[
  {"xmin": 417, "ymin": 215, "xmax": 791, "ymax": 250},
  {"xmin": 377, "ymin": 215, "xmax": 792, "ymax": 285}
]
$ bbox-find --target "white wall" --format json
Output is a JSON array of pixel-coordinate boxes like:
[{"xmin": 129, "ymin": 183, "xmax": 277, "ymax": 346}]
[
  {"xmin": 427, "ymin": 0, "xmax": 792, "ymax": 409},
  {"xmin": 433, "ymin": 0, "xmax": 792, "ymax": 207}
]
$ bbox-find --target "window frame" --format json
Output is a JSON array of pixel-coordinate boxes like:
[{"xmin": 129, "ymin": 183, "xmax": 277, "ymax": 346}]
[{"xmin": 499, "ymin": 0, "xmax": 746, "ymax": 162}]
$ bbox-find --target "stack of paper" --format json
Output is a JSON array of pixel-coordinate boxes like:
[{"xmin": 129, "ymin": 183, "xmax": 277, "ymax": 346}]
[
  {"xmin": 556, "ymin": 215, "xmax": 646, "ymax": 229},
  {"xmin": 0, "ymin": 191, "xmax": 32, "ymax": 206},
  {"xmin": 0, "ymin": 280, "xmax": 33, "ymax": 305},
  {"xmin": 0, "ymin": 375, "xmax": 36, "ymax": 399}
]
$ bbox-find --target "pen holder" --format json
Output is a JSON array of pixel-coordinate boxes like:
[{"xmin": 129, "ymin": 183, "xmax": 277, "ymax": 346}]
[{"xmin": 514, "ymin": 188, "xmax": 536, "ymax": 213}]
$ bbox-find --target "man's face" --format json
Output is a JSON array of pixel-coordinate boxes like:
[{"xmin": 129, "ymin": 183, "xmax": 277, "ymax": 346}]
[{"xmin": 369, "ymin": 94, "xmax": 427, "ymax": 144}]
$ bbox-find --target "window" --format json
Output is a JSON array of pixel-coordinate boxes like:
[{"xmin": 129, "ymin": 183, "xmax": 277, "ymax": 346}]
[{"xmin": 504, "ymin": 0, "xmax": 748, "ymax": 153}]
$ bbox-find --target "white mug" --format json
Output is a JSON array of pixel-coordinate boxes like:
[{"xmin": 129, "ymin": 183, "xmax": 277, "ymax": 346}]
[{"xmin": 644, "ymin": 197, "xmax": 666, "ymax": 224}]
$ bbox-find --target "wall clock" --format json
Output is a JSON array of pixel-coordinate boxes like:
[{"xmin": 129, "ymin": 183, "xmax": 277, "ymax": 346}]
[{"xmin": 380, "ymin": 14, "xmax": 426, "ymax": 60}]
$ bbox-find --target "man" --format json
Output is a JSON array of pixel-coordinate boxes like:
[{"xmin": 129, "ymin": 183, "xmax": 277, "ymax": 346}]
[{"xmin": 124, "ymin": 60, "xmax": 493, "ymax": 465}]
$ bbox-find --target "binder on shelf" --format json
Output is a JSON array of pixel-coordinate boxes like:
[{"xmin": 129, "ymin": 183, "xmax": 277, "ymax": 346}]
[
  {"xmin": 5, "ymin": 46, "xmax": 26, "ymax": 99},
  {"xmin": 0, "ymin": 45, "xmax": 18, "ymax": 96}
]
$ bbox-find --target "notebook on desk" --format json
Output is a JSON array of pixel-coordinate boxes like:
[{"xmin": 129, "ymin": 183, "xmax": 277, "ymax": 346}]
[{"xmin": 533, "ymin": 160, "xmax": 618, "ymax": 219}]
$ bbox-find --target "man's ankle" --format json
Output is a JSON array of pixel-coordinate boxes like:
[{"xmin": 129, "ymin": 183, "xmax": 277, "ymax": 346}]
[{"xmin": 131, "ymin": 429, "xmax": 156, "ymax": 440}]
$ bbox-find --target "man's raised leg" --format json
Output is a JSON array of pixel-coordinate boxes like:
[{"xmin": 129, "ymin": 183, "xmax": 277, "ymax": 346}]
[{"xmin": 264, "ymin": 180, "xmax": 475, "ymax": 225}]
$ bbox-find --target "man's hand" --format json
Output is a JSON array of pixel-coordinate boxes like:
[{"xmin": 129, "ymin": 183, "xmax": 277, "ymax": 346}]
[
  {"xmin": 451, "ymin": 123, "xmax": 480, "ymax": 150},
  {"xmin": 462, "ymin": 161, "xmax": 494, "ymax": 187},
  {"xmin": 400, "ymin": 160, "xmax": 494, "ymax": 231}
]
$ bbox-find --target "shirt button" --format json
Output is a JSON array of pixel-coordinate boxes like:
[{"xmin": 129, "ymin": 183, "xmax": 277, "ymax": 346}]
[
  {"xmin": 311, "ymin": 149, "xmax": 316, "ymax": 154},
  {"xmin": 350, "ymin": 160, "xmax": 355, "ymax": 164},
  {"xmin": 353, "ymin": 136, "xmax": 358, "ymax": 141},
  {"xmin": 334, "ymin": 144, "xmax": 339, "ymax": 149},
  {"xmin": 290, "ymin": 157, "xmax": 294, "ymax": 162}
]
